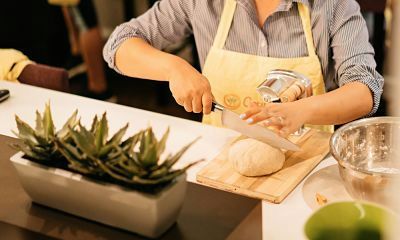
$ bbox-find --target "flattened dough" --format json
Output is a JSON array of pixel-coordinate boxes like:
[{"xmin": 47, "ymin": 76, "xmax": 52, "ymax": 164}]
[{"xmin": 229, "ymin": 138, "xmax": 285, "ymax": 177}]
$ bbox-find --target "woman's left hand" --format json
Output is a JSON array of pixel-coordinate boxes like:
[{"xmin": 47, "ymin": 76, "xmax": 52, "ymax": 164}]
[{"xmin": 240, "ymin": 101, "xmax": 309, "ymax": 137}]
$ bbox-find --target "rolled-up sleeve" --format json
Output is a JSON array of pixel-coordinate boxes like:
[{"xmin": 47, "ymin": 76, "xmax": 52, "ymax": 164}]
[
  {"xmin": 103, "ymin": 0, "xmax": 194, "ymax": 73},
  {"xmin": 330, "ymin": 0, "xmax": 384, "ymax": 116}
]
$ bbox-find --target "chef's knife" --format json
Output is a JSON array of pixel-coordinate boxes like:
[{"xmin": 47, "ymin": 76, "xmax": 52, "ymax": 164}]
[{"xmin": 211, "ymin": 102, "xmax": 301, "ymax": 151}]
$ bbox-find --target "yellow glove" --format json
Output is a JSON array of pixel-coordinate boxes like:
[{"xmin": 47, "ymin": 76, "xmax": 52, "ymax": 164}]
[
  {"xmin": 48, "ymin": 0, "xmax": 80, "ymax": 6},
  {"xmin": 0, "ymin": 49, "xmax": 34, "ymax": 82}
]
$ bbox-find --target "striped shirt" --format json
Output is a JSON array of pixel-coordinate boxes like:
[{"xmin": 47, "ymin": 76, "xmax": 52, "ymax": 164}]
[{"xmin": 103, "ymin": 0, "xmax": 384, "ymax": 115}]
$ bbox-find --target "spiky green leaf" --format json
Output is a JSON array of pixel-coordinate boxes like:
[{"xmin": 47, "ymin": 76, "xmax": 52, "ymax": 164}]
[
  {"xmin": 121, "ymin": 131, "xmax": 142, "ymax": 155},
  {"xmin": 139, "ymin": 143, "xmax": 158, "ymax": 169},
  {"xmin": 132, "ymin": 171, "xmax": 181, "ymax": 185},
  {"xmin": 12, "ymin": 143, "xmax": 48, "ymax": 161},
  {"xmin": 105, "ymin": 161, "xmax": 133, "ymax": 178},
  {"xmin": 90, "ymin": 115, "xmax": 99, "ymax": 132},
  {"xmin": 57, "ymin": 110, "xmax": 78, "ymax": 139},
  {"xmin": 135, "ymin": 159, "xmax": 202, "ymax": 185},
  {"xmin": 35, "ymin": 111, "xmax": 44, "ymax": 136},
  {"xmin": 119, "ymin": 158, "xmax": 147, "ymax": 176},
  {"xmin": 69, "ymin": 125, "xmax": 96, "ymax": 156},
  {"xmin": 163, "ymin": 137, "xmax": 200, "ymax": 169},
  {"xmin": 98, "ymin": 124, "xmax": 128, "ymax": 158},
  {"xmin": 14, "ymin": 116, "xmax": 38, "ymax": 145},
  {"xmin": 33, "ymin": 132, "xmax": 49, "ymax": 146},
  {"xmin": 43, "ymin": 103, "xmax": 55, "ymax": 140},
  {"xmin": 94, "ymin": 113, "xmax": 109, "ymax": 152},
  {"xmin": 107, "ymin": 124, "xmax": 128, "ymax": 146},
  {"xmin": 148, "ymin": 166, "xmax": 168, "ymax": 179},
  {"xmin": 56, "ymin": 139, "xmax": 84, "ymax": 161},
  {"xmin": 157, "ymin": 128, "xmax": 169, "ymax": 158}
]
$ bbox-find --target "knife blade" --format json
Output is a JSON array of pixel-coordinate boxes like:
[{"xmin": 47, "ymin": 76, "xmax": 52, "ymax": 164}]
[{"xmin": 211, "ymin": 102, "xmax": 301, "ymax": 151}]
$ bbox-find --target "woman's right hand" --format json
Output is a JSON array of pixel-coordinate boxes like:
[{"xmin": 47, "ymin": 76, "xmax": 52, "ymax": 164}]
[
  {"xmin": 115, "ymin": 38, "xmax": 213, "ymax": 114},
  {"xmin": 167, "ymin": 58, "xmax": 213, "ymax": 114}
]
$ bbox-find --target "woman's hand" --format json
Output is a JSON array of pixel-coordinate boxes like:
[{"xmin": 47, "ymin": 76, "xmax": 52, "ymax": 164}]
[
  {"xmin": 115, "ymin": 38, "xmax": 213, "ymax": 114},
  {"xmin": 240, "ymin": 101, "xmax": 309, "ymax": 137},
  {"xmin": 167, "ymin": 59, "xmax": 213, "ymax": 114}
]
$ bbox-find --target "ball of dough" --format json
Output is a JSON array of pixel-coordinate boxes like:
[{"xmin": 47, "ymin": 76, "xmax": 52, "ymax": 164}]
[{"xmin": 229, "ymin": 138, "xmax": 285, "ymax": 177}]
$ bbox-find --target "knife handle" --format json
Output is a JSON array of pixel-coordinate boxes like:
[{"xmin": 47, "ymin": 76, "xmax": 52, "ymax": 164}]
[{"xmin": 211, "ymin": 101, "xmax": 224, "ymax": 112}]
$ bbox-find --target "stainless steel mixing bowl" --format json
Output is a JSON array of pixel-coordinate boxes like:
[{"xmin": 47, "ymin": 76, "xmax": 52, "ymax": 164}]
[{"xmin": 330, "ymin": 117, "xmax": 400, "ymax": 207}]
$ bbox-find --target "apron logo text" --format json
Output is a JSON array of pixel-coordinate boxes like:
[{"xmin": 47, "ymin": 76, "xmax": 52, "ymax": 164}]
[{"xmin": 223, "ymin": 94, "xmax": 241, "ymax": 110}]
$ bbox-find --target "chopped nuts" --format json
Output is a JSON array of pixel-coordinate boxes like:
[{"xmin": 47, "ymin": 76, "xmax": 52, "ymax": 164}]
[{"xmin": 316, "ymin": 193, "xmax": 328, "ymax": 206}]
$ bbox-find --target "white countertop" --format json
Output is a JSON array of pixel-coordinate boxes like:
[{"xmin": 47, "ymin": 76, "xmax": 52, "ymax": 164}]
[{"xmin": 0, "ymin": 81, "xmax": 338, "ymax": 239}]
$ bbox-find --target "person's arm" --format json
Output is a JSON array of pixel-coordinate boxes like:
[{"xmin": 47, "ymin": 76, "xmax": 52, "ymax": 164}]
[
  {"xmin": 241, "ymin": 0, "xmax": 383, "ymax": 135},
  {"xmin": 329, "ymin": 0, "xmax": 384, "ymax": 116},
  {"xmin": 300, "ymin": 82, "xmax": 372, "ymax": 124},
  {"xmin": 115, "ymin": 37, "xmax": 178, "ymax": 81},
  {"xmin": 103, "ymin": 0, "xmax": 212, "ymax": 113},
  {"xmin": 116, "ymin": 38, "xmax": 212, "ymax": 113},
  {"xmin": 241, "ymin": 81, "xmax": 372, "ymax": 136}
]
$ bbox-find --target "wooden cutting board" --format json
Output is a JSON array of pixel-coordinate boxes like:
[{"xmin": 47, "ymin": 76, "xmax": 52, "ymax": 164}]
[{"xmin": 196, "ymin": 129, "xmax": 332, "ymax": 203}]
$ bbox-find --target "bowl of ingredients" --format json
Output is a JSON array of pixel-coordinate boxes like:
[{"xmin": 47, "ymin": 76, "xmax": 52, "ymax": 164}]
[
  {"xmin": 330, "ymin": 117, "xmax": 400, "ymax": 207},
  {"xmin": 305, "ymin": 201, "xmax": 398, "ymax": 240}
]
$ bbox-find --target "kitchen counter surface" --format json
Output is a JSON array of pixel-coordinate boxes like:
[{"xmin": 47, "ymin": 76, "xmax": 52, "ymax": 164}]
[{"xmin": 0, "ymin": 81, "xmax": 339, "ymax": 239}]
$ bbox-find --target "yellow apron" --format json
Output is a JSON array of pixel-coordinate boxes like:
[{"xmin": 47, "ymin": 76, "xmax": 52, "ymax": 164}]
[{"xmin": 202, "ymin": 0, "xmax": 333, "ymax": 133}]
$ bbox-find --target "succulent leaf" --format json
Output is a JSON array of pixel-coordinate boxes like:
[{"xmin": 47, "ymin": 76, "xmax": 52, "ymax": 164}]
[
  {"xmin": 43, "ymin": 103, "xmax": 55, "ymax": 140},
  {"xmin": 12, "ymin": 143, "xmax": 48, "ymax": 161},
  {"xmin": 107, "ymin": 124, "xmax": 128, "ymax": 146},
  {"xmin": 35, "ymin": 111, "xmax": 44, "ymax": 136},
  {"xmin": 33, "ymin": 132, "xmax": 49, "ymax": 146},
  {"xmin": 121, "ymin": 131, "xmax": 142, "ymax": 156},
  {"xmin": 57, "ymin": 110, "xmax": 78, "ymax": 139},
  {"xmin": 131, "ymin": 170, "xmax": 182, "ymax": 185},
  {"xmin": 104, "ymin": 161, "xmax": 133, "ymax": 178},
  {"xmin": 94, "ymin": 113, "xmax": 109, "ymax": 152},
  {"xmin": 140, "ymin": 160, "xmax": 202, "ymax": 185},
  {"xmin": 56, "ymin": 141, "xmax": 94, "ymax": 174},
  {"xmin": 157, "ymin": 128, "xmax": 169, "ymax": 158},
  {"xmin": 163, "ymin": 137, "xmax": 200, "ymax": 169},
  {"xmin": 57, "ymin": 140, "xmax": 84, "ymax": 161},
  {"xmin": 90, "ymin": 115, "xmax": 98, "ymax": 132},
  {"xmin": 90, "ymin": 156, "xmax": 134, "ymax": 183},
  {"xmin": 148, "ymin": 166, "xmax": 169, "ymax": 179},
  {"xmin": 139, "ymin": 143, "xmax": 158, "ymax": 169},
  {"xmin": 69, "ymin": 124, "xmax": 96, "ymax": 156},
  {"xmin": 98, "ymin": 124, "xmax": 128, "ymax": 158},
  {"xmin": 15, "ymin": 116, "xmax": 38, "ymax": 145}
]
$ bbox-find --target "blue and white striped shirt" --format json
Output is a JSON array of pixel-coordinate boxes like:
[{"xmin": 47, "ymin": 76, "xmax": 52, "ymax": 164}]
[{"xmin": 103, "ymin": 0, "xmax": 384, "ymax": 115}]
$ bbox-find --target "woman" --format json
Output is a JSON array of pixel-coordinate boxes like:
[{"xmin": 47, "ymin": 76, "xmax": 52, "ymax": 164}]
[{"xmin": 103, "ymin": 0, "xmax": 383, "ymax": 136}]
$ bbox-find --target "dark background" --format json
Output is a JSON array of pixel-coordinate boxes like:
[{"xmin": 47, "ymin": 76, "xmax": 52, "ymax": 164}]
[{"xmin": 0, "ymin": 0, "xmax": 387, "ymax": 120}]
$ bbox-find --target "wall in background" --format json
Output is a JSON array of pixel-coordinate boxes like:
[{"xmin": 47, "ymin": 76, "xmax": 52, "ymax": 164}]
[
  {"xmin": 93, "ymin": 0, "xmax": 149, "ymax": 38},
  {"xmin": 93, "ymin": 0, "xmax": 123, "ymax": 38},
  {"xmin": 386, "ymin": 0, "xmax": 400, "ymax": 116}
]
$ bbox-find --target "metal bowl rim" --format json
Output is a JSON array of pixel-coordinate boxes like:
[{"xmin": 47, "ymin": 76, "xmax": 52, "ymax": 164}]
[{"xmin": 330, "ymin": 116, "xmax": 400, "ymax": 178}]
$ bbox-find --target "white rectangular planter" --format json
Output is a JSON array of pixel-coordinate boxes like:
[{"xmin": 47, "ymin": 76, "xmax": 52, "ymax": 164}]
[{"xmin": 10, "ymin": 151, "xmax": 187, "ymax": 238}]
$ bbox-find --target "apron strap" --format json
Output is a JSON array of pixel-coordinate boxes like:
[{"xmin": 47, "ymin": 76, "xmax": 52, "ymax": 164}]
[
  {"xmin": 297, "ymin": 3, "xmax": 317, "ymax": 57},
  {"xmin": 213, "ymin": 0, "xmax": 237, "ymax": 49}
]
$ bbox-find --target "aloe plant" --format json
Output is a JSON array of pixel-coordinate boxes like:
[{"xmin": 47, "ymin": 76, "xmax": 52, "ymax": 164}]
[
  {"xmin": 12, "ymin": 103, "xmax": 78, "ymax": 162},
  {"xmin": 55, "ymin": 113, "xmax": 129, "ymax": 175},
  {"xmin": 56, "ymin": 113, "xmax": 202, "ymax": 190},
  {"xmin": 13, "ymin": 104, "xmax": 202, "ymax": 192}
]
